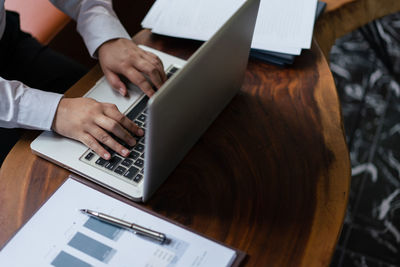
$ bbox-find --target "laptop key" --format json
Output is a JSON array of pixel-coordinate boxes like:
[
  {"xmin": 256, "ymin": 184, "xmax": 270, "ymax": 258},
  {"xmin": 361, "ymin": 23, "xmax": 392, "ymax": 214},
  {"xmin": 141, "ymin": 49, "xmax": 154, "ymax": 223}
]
[
  {"xmin": 134, "ymin": 120, "xmax": 143, "ymax": 127},
  {"xmin": 134, "ymin": 159, "xmax": 144, "ymax": 168},
  {"xmin": 114, "ymin": 166, "xmax": 126, "ymax": 175},
  {"xmin": 169, "ymin": 66, "xmax": 179, "ymax": 74},
  {"xmin": 166, "ymin": 66, "xmax": 179, "ymax": 79},
  {"xmin": 85, "ymin": 152, "xmax": 95, "ymax": 161},
  {"xmin": 95, "ymin": 157, "xmax": 107, "ymax": 166},
  {"xmin": 105, "ymin": 156, "xmax": 122, "ymax": 171},
  {"xmin": 121, "ymin": 158, "xmax": 133, "ymax": 167},
  {"xmin": 133, "ymin": 174, "xmax": 143, "ymax": 183},
  {"xmin": 126, "ymin": 96, "xmax": 149, "ymax": 121},
  {"xmin": 128, "ymin": 151, "xmax": 140, "ymax": 160},
  {"xmin": 134, "ymin": 144, "xmax": 145, "ymax": 153},
  {"xmin": 137, "ymin": 114, "xmax": 146, "ymax": 122},
  {"xmin": 124, "ymin": 166, "xmax": 139, "ymax": 179}
]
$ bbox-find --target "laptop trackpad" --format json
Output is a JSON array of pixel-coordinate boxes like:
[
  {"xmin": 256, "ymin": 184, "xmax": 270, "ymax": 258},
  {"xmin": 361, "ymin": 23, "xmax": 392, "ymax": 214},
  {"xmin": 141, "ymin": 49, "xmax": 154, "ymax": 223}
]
[{"xmin": 85, "ymin": 77, "xmax": 143, "ymax": 113}]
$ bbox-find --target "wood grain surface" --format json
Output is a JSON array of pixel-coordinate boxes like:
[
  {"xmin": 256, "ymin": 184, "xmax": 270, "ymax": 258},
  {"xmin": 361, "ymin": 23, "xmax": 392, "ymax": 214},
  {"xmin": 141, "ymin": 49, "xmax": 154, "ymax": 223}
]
[
  {"xmin": 1, "ymin": 0, "xmax": 399, "ymax": 265},
  {"xmin": 0, "ymin": 29, "xmax": 350, "ymax": 266}
]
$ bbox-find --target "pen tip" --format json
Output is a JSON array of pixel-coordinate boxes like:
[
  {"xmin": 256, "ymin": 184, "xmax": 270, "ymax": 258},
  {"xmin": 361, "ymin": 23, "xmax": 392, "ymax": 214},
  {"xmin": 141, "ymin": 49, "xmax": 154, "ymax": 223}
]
[{"xmin": 80, "ymin": 209, "xmax": 87, "ymax": 213}]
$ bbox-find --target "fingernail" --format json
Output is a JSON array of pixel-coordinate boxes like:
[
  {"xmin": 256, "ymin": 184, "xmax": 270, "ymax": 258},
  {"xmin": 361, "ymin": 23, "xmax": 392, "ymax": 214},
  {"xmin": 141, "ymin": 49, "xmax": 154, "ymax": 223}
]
[
  {"xmin": 138, "ymin": 129, "xmax": 144, "ymax": 136},
  {"xmin": 119, "ymin": 88, "xmax": 125, "ymax": 95},
  {"xmin": 104, "ymin": 153, "xmax": 110, "ymax": 159},
  {"xmin": 122, "ymin": 149, "xmax": 129, "ymax": 156},
  {"xmin": 129, "ymin": 138, "xmax": 136, "ymax": 146}
]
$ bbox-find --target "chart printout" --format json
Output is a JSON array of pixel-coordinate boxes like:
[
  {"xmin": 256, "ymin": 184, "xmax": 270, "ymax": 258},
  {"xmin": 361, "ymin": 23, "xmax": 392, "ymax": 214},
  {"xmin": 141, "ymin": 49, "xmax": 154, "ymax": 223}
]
[{"xmin": 0, "ymin": 178, "xmax": 236, "ymax": 267}]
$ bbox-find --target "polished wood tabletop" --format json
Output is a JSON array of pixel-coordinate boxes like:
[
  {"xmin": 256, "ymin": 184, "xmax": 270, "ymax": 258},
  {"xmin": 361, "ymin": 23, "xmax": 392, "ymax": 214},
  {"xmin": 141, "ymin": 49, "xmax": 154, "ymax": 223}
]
[
  {"xmin": 0, "ymin": 31, "xmax": 349, "ymax": 266},
  {"xmin": 4, "ymin": 0, "xmax": 399, "ymax": 265}
]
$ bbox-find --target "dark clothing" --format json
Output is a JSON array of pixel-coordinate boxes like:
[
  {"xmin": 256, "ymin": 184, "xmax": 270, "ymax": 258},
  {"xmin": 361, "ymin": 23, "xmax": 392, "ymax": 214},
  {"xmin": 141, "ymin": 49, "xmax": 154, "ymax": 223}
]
[{"xmin": 0, "ymin": 11, "xmax": 88, "ymax": 166}]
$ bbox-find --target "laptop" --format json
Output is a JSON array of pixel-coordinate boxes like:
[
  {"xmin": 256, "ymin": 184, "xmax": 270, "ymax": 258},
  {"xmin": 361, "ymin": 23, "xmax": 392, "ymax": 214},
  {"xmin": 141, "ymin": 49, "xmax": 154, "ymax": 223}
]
[{"xmin": 31, "ymin": 0, "xmax": 260, "ymax": 202}]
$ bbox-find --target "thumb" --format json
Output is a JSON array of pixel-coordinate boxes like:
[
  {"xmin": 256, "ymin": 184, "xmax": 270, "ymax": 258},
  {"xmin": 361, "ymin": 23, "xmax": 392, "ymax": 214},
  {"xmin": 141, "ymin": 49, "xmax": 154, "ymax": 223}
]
[{"xmin": 104, "ymin": 69, "xmax": 128, "ymax": 96}]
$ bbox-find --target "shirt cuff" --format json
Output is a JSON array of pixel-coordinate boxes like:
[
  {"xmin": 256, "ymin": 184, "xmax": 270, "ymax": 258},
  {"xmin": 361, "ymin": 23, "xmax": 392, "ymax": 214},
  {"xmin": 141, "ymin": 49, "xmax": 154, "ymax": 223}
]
[
  {"xmin": 18, "ymin": 89, "xmax": 63, "ymax": 131},
  {"xmin": 77, "ymin": 12, "xmax": 131, "ymax": 58}
]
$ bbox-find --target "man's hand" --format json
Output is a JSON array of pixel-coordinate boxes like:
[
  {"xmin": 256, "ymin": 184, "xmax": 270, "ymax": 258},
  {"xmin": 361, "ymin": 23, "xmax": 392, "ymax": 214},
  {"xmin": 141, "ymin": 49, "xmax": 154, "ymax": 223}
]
[
  {"xmin": 98, "ymin": 38, "xmax": 167, "ymax": 97},
  {"xmin": 52, "ymin": 97, "xmax": 143, "ymax": 159}
]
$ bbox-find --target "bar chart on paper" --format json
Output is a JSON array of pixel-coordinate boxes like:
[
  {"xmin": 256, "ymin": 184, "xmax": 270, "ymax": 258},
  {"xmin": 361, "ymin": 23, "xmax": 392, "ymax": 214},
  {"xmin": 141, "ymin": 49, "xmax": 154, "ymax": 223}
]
[
  {"xmin": 49, "ymin": 215, "xmax": 189, "ymax": 267},
  {"xmin": 0, "ymin": 178, "xmax": 237, "ymax": 267},
  {"xmin": 50, "ymin": 215, "xmax": 191, "ymax": 267}
]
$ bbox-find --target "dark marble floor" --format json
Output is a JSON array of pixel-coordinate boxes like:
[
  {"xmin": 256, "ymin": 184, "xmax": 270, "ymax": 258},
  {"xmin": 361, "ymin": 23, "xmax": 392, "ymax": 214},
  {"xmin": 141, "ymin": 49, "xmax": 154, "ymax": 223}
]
[{"xmin": 329, "ymin": 12, "xmax": 400, "ymax": 267}]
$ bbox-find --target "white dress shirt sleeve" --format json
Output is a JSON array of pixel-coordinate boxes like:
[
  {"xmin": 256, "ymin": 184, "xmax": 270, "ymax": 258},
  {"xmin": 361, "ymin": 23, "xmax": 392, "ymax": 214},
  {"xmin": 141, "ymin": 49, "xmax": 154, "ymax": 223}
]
[
  {"xmin": 50, "ymin": 0, "xmax": 131, "ymax": 57},
  {"xmin": 0, "ymin": 77, "xmax": 63, "ymax": 130},
  {"xmin": 0, "ymin": 1, "xmax": 129, "ymax": 130}
]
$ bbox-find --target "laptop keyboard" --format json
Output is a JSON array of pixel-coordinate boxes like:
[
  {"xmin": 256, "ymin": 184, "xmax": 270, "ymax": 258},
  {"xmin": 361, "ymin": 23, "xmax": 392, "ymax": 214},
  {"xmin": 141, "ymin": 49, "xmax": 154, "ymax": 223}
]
[{"xmin": 80, "ymin": 65, "xmax": 180, "ymax": 185}]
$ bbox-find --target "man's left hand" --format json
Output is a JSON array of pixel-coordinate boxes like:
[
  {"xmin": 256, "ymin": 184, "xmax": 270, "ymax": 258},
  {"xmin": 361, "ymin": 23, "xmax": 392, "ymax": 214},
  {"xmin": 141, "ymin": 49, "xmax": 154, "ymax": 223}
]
[{"xmin": 98, "ymin": 38, "xmax": 167, "ymax": 97}]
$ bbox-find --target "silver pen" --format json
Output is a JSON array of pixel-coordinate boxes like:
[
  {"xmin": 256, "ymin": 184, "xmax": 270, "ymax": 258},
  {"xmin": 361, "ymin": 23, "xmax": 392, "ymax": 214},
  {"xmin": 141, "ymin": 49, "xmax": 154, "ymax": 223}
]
[{"xmin": 80, "ymin": 209, "xmax": 168, "ymax": 244}]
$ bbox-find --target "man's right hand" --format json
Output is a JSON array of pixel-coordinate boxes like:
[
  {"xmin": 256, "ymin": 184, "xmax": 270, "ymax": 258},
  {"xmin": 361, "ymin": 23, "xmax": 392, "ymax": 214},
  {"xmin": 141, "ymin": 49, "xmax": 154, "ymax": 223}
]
[{"xmin": 52, "ymin": 97, "xmax": 143, "ymax": 159}]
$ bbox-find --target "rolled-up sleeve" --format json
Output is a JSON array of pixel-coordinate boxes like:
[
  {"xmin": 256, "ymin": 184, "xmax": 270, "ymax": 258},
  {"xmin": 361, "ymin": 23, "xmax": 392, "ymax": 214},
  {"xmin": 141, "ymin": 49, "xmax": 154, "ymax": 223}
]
[
  {"xmin": 50, "ymin": 0, "xmax": 130, "ymax": 57},
  {"xmin": 0, "ymin": 77, "xmax": 63, "ymax": 130}
]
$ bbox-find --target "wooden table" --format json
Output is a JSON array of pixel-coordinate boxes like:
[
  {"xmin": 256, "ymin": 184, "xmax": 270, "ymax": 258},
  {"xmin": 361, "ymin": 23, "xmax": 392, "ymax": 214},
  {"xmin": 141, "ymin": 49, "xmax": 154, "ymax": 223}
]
[
  {"xmin": 3, "ymin": 0, "xmax": 399, "ymax": 265},
  {"xmin": 0, "ymin": 34, "xmax": 348, "ymax": 266}
]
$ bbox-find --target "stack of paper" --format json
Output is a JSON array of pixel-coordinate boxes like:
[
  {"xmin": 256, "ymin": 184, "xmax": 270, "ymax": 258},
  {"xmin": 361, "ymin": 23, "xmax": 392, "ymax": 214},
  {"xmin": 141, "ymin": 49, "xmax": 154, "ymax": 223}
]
[{"xmin": 142, "ymin": 0, "xmax": 325, "ymax": 66}]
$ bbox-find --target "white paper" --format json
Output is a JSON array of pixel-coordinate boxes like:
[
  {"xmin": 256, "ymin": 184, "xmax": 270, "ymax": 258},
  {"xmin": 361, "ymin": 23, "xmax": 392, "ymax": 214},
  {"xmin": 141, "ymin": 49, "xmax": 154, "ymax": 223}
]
[
  {"xmin": 0, "ymin": 178, "xmax": 236, "ymax": 267},
  {"xmin": 141, "ymin": 0, "xmax": 317, "ymax": 54},
  {"xmin": 142, "ymin": 0, "xmax": 169, "ymax": 29},
  {"xmin": 252, "ymin": 0, "xmax": 318, "ymax": 49},
  {"xmin": 151, "ymin": 0, "xmax": 244, "ymax": 41}
]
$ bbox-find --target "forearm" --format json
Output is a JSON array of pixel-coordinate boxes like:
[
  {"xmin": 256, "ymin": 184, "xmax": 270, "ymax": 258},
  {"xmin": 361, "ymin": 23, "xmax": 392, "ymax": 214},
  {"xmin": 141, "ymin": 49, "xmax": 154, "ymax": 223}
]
[
  {"xmin": 49, "ymin": 0, "xmax": 166, "ymax": 99},
  {"xmin": 49, "ymin": 0, "xmax": 130, "ymax": 57},
  {"xmin": 0, "ymin": 77, "xmax": 62, "ymax": 130}
]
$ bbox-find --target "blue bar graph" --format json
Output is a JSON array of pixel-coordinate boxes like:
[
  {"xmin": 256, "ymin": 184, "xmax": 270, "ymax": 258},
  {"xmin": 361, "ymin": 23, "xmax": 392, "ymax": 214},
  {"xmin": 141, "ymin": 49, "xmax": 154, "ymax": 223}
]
[
  {"xmin": 84, "ymin": 217, "xmax": 122, "ymax": 240},
  {"xmin": 51, "ymin": 251, "xmax": 92, "ymax": 267},
  {"xmin": 68, "ymin": 232, "xmax": 116, "ymax": 263}
]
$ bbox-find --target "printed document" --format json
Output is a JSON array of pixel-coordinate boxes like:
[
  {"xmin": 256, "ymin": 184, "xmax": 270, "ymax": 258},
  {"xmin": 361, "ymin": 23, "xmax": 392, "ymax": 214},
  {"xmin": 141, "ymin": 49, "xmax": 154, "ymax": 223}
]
[
  {"xmin": 142, "ymin": 0, "xmax": 317, "ymax": 55},
  {"xmin": 0, "ymin": 178, "xmax": 237, "ymax": 267}
]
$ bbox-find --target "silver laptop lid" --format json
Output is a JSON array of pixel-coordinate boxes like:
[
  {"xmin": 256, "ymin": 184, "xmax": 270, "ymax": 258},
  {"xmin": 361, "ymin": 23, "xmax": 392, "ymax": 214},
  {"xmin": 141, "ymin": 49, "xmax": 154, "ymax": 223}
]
[{"xmin": 143, "ymin": 0, "xmax": 260, "ymax": 201}]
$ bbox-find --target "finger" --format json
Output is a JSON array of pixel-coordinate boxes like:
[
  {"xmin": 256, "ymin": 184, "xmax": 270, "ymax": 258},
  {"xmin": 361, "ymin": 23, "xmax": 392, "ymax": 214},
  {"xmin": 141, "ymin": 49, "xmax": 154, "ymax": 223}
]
[
  {"xmin": 143, "ymin": 51, "xmax": 167, "ymax": 82},
  {"xmin": 104, "ymin": 69, "xmax": 128, "ymax": 96},
  {"xmin": 80, "ymin": 133, "xmax": 111, "ymax": 160},
  {"xmin": 145, "ymin": 52, "xmax": 166, "ymax": 77},
  {"xmin": 94, "ymin": 114, "xmax": 136, "ymax": 147},
  {"xmin": 145, "ymin": 65, "xmax": 164, "ymax": 89},
  {"xmin": 131, "ymin": 57, "xmax": 164, "ymax": 89},
  {"xmin": 123, "ymin": 67, "xmax": 155, "ymax": 97},
  {"xmin": 104, "ymin": 104, "xmax": 144, "ymax": 137},
  {"xmin": 131, "ymin": 52, "xmax": 165, "ymax": 86},
  {"xmin": 89, "ymin": 126, "xmax": 131, "ymax": 158}
]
